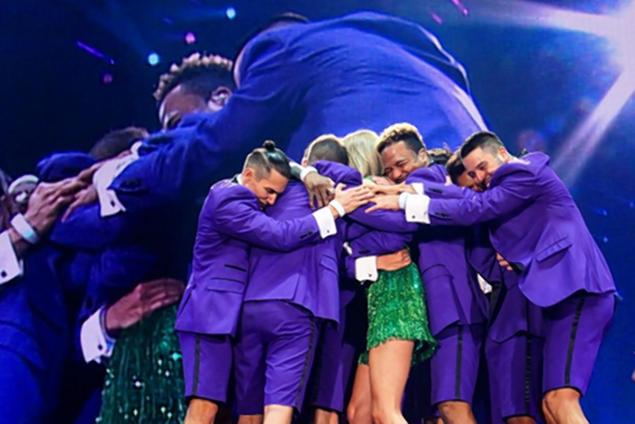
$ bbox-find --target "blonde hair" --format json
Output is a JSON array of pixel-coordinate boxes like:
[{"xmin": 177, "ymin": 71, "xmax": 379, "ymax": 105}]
[{"xmin": 341, "ymin": 129, "xmax": 383, "ymax": 177}]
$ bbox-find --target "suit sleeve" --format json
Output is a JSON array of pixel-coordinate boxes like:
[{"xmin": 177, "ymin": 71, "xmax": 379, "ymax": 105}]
[
  {"xmin": 211, "ymin": 192, "xmax": 336, "ymax": 251},
  {"xmin": 50, "ymin": 203, "xmax": 129, "ymax": 250},
  {"xmin": 110, "ymin": 36, "xmax": 304, "ymax": 212},
  {"xmin": 405, "ymin": 169, "xmax": 537, "ymax": 226},
  {"xmin": 315, "ymin": 161, "xmax": 420, "ymax": 233}
]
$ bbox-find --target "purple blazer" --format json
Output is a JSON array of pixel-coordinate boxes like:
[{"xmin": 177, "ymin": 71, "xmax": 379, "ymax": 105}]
[
  {"xmin": 465, "ymin": 228, "xmax": 542, "ymax": 341},
  {"xmin": 426, "ymin": 152, "xmax": 616, "ymax": 307},
  {"xmin": 175, "ymin": 179, "xmax": 326, "ymax": 336},
  {"xmin": 407, "ymin": 165, "xmax": 487, "ymax": 335},
  {"xmin": 245, "ymin": 161, "xmax": 377, "ymax": 322}
]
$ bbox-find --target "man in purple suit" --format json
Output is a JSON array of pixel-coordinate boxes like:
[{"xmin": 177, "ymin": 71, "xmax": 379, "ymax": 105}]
[
  {"xmin": 234, "ymin": 136, "xmax": 407, "ymax": 424},
  {"xmin": 448, "ymin": 154, "xmax": 544, "ymax": 424},
  {"xmin": 175, "ymin": 140, "xmax": 370, "ymax": 424},
  {"xmin": 369, "ymin": 131, "xmax": 617, "ymax": 424}
]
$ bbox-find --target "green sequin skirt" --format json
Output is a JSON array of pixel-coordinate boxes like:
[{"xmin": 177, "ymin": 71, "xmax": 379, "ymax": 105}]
[
  {"xmin": 96, "ymin": 305, "xmax": 186, "ymax": 423},
  {"xmin": 360, "ymin": 263, "xmax": 436, "ymax": 365}
]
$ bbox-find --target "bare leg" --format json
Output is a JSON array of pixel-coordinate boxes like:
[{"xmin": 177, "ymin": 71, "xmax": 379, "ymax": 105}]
[
  {"xmin": 347, "ymin": 364, "xmax": 373, "ymax": 424},
  {"xmin": 542, "ymin": 388, "xmax": 588, "ymax": 424},
  {"xmin": 237, "ymin": 415, "xmax": 264, "ymax": 424},
  {"xmin": 437, "ymin": 401, "xmax": 476, "ymax": 424},
  {"xmin": 368, "ymin": 340, "xmax": 413, "ymax": 424},
  {"xmin": 507, "ymin": 416, "xmax": 537, "ymax": 424},
  {"xmin": 314, "ymin": 408, "xmax": 339, "ymax": 424},
  {"xmin": 263, "ymin": 404, "xmax": 293, "ymax": 424},
  {"xmin": 185, "ymin": 398, "xmax": 219, "ymax": 424}
]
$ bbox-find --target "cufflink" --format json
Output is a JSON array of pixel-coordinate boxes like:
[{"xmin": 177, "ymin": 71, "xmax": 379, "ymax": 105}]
[{"xmin": 98, "ymin": 344, "xmax": 103, "ymax": 351}]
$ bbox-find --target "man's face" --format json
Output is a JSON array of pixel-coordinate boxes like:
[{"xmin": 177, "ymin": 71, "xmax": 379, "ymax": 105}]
[
  {"xmin": 242, "ymin": 168, "xmax": 288, "ymax": 207},
  {"xmin": 158, "ymin": 84, "xmax": 232, "ymax": 130},
  {"xmin": 462, "ymin": 146, "xmax": 508, "ymax": 188},
  {"xmin": 380, "ymin": 141, "xmax": 428, "ymax": 184},
  {"xmin": 456, "ymin": 172, "xmax": 483, "ymax": 192}
]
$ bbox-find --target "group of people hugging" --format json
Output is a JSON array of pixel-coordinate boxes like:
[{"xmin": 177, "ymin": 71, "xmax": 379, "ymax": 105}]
[{"xmin": 0, "ymin": 10, "xmax": 615, "ymax": 424}]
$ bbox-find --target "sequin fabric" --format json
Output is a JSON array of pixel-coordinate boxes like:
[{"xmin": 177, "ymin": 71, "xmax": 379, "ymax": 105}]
[
  {"xmin": 97, "ymin": 305, "xmax": 186, "ymax": 423},
  {"xmin": 360, "ymin": 263, "xmax": 437, "ymax": 365}
]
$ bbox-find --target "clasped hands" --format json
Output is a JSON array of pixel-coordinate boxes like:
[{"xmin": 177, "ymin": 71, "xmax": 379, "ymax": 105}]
[{"xmin": 302, "ymin": 173, "xmax": 409, "ymax": 213}]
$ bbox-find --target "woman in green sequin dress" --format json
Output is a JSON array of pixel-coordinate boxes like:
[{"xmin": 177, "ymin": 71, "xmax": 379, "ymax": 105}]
[
  {"xmin": 343, "ymin": 130, "xmax": 436, "ymax": 424},
  {"xmin": 97, "ymin": 305, "xmax": 186, "ymax": 423}
]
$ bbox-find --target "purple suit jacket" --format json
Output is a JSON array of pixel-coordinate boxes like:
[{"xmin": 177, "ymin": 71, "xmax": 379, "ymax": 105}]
[
  {"xmin": 426, "ymin": 152, "xmax": 616, "ymax": 307},
  {"xmin": 245, "ymin": 161, "xmax": 379, "ymax": 322},
  {"xmin": 407, "ymin": 165, "xmax": 487, "ymax": 334},
  {"xmin": 175, "ymin": 179, "xmax": 326, "ymax": 336},
  {"xmin": 465, "ymin": 228, "xmax": 542, "ymax": 341}
]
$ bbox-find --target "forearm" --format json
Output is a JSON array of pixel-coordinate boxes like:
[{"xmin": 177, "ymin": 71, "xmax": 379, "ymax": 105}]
[{"xmin": 7, "ymin": 227, "xmax": 29, "ymax": 258}]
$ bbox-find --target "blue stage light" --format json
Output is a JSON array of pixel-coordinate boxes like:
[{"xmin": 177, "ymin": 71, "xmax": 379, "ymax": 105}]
[
  {"xmin": 226, "ymin": 6, "xmax": 236, "ymax": 20},
  {"xmin": 147, "ymin": 52, "xmax": 160, "ymax": 66}
]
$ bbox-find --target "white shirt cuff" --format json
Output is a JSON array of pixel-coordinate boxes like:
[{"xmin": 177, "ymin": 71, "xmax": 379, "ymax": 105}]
[
  {"xmin": 0, "ymin": 231, "xmax": 23, "ymax": 285},
  {"xmin": 411, "ymin": 182, "xmax": 424, "ymax": 195},
  {"xmin": 93, "ymin": 155, "xmax": 137, "ymax": 217},
  {"xmin": 80, "ymin": 308, "xmax": 116, "ymax": 363},
  {"xmin": 355, "ymin": 256, "xmax": 378, "ymax": 282},
  {"xmin": 477, "ymin": 273, "xmax": 493, "ymax": 294},
  {"xmin": 312, "ymin": 207, "xmax": 337, "ymax": 238},
  {"xmin": 300, "ymin": 166, "xmax": 318, "ymax": 182},
  {"xmin": 96, "ymin": 188, "xmax": 126, "ymax": 217},
  {"xmin": 403, "ymin": 194, "xmax": 431, "ymax": 224}
]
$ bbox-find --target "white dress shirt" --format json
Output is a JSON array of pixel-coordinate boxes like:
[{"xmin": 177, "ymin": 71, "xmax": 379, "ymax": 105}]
[{"xmin": 0, "ymin": 230, "xmax": 23, "ymax": 285}]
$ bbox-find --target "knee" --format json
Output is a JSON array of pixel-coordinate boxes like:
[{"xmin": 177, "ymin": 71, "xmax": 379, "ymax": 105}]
[
  {"xmin": 506, "ymin": 416, "xmax": 536, "ymax": 424},
  {"xmin": 437, "ymin": 401, "xmax": 472, "ymax": 423},
  {"xmin": 185, "ymin": 398, "xmax": 218, "ymax": 424},
  {"xmin": 347, "ymin": 402, "xmax": 369, "ymax": 424},
  {"xmin": 371, "ymin": 407, "xmax": 388, "ymax": 424},
  {"xmin": 346, "ymin": 404, "xmax": 357, "ymax": 424},
  {"xmin": 542, "ymin": 388, "xmax": 580, "ymax": 416}
]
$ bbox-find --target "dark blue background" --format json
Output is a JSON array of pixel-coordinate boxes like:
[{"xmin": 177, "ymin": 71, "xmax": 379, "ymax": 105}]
[{"xmin": 1, "ymin": 1, "xmax": 633, "ymax": 420}]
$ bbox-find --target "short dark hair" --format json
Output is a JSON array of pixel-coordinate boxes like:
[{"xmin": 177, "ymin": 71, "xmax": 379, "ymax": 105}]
[
  {"xmin": 460, "ymin": 131, "xmax": 505, "ymax": 160},
  {"xmin": 377, "ymin": 123, "xmax": 426, "ymax": 155},
  {"xmin": 445, "ymin": 152, "xmax": 466, "ymax": 184},
  {"xmin": 89, "ymin": 127, "xmax": 149, "ymax": 160},
  {"xmin": 153, "ymin": 53, "xmax": 234, "ymax": 105},
  {"xmin": 306, "ymin": 134, "xmax": 349, "ymax": 165},
  {"xmin": 428, "ymin": 147, "xmax": 453, "ymax": 166},
  {"xmin": 244, "ymin": 140, "xmax": 292, "ymax": 179}
]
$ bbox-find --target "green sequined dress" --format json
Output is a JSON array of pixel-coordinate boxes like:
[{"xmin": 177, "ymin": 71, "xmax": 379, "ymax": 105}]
[
  {"xmin": 360, "ymin": 263, "xmax": 436, "ymax": 364},
  {"xmin": 96, "ymin": 305, "xmax": 186, "ymax": 423}
]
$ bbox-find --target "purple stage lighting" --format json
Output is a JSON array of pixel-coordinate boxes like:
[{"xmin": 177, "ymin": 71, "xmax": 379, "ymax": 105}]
[
  {"xmin": 185, "ymin": 32, "xmax": 197, "ymax": 45},
  {"xmin": 76, "ymin": 40, "xmax": 115, "ymax": 65},
  {"xmin": 101, "ymin": 73, "xmax": 113, "ymax": 85}
]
